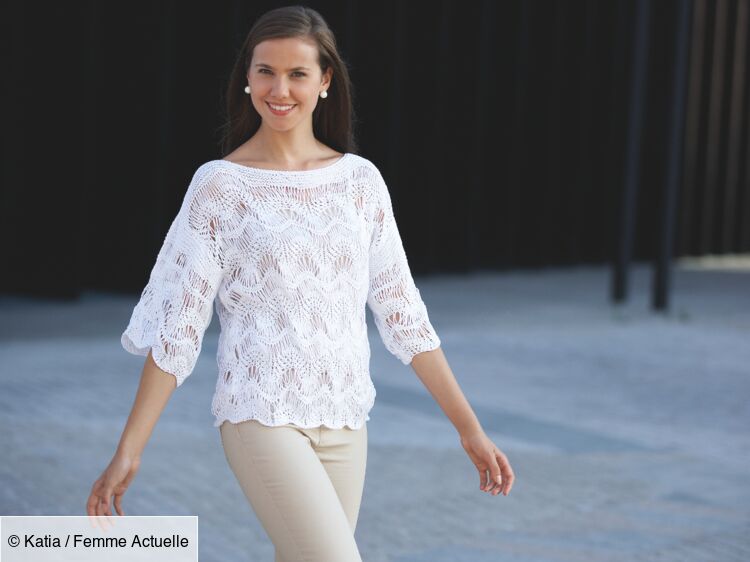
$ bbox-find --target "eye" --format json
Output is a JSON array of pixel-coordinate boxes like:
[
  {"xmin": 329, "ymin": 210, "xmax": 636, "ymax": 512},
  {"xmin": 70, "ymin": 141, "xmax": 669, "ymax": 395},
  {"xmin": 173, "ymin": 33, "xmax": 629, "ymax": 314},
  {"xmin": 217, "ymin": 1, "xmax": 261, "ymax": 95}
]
[{"xmin": 257, "ymin": 68, "xmax": 306, "ymax": 77}]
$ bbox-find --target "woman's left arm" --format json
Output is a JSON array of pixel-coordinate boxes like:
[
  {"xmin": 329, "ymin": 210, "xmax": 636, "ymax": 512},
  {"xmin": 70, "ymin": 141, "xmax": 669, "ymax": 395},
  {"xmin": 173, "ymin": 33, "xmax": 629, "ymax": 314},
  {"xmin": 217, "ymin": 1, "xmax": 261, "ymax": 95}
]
[{"xmin": 411, "ymin": 347, "xmax": 515, "ymax": 497}]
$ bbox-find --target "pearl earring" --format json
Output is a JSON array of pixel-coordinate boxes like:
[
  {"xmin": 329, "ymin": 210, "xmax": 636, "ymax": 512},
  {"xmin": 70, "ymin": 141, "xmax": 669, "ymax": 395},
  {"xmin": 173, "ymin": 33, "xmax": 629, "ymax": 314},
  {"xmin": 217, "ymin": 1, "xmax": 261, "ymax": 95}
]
[
  {"xmin": 244, "ymin": 86, "xmax": 251, "ymax": 94},
  {"xmin": 320, "ymin": 90, "xmax": 328, "ymax": 99}
]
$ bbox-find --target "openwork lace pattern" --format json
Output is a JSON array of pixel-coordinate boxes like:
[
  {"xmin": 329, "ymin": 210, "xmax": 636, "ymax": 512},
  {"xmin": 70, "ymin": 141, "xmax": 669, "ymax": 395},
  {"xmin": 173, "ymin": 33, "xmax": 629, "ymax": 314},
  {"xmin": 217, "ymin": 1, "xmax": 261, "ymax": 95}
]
[{"xmin": 121, "ymin": 154, "xmax": 441, "ymax": 429}]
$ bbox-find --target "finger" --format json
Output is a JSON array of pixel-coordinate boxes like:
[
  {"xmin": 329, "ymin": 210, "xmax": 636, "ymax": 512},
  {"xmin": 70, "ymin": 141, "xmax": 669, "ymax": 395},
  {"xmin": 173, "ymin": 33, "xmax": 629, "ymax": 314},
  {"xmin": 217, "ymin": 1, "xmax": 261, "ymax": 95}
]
[
  {"xmin": 114, "ymin": 493, "xmax": 125, "ymax": 516},
  {"xmin": 502, "ymin": 464, "xmax": 515, "ymax": 495},
  {"xmin": 488, "ymin": 454, "xmax": 504, "ymax": 490},
  {"xmin": 483, "ymin": 470, "xmax": 497, "ymax": 493},
  {"xmin": 489, "ymin": 470, "xmax": 503, "ymax": 495},
  {"xmin": 92, "ymin": 490, "xmax": 109, "ymax": 518},
  {"xmin": 497, "ymin": 452, "xmax": 515, "ymax": 495},
  {"xmin": 482, "ymin": 469, "xmax": 495, "ymax": 492},
  {"xmin": 487, "ymin": 477, "xmax": 500, "ymax": 494},
  {"xmin": 86, "ymin": 493, "xmax": 99, "ymax": 517},
  {"xmin": 99, "ymin": 488, "xmax": 114, "ymax": 517},
  {"xmin": 470, "ymin": 457, "xmax": 493, "ymax": 492},
  {"xmin": 93, "ymin": 479, "xmax": 108, "ymax": 516},
  {"xmin": 478, "ymin": 467, "xmax": 490, "ymax": 491}
]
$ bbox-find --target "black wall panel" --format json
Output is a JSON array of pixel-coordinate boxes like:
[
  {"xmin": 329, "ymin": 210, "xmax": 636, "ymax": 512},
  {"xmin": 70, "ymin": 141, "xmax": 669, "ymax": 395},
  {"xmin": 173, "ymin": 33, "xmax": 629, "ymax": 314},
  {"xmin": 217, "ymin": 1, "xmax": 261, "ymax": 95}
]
[{"xmin": 1, "ymin": 0, "xmax": 748, "ymax": 297}]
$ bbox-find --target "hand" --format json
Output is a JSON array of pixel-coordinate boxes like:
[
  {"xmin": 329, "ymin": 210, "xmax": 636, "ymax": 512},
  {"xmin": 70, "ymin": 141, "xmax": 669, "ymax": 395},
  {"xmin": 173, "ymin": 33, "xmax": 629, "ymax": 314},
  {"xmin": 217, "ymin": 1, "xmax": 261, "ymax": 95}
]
[
  {"xmin": 460, "ymin": 430, "xmax": 514, "ymax": 496},
  {"xmin": 86, "ymin": 450, "xmax": 141, "ymax": 516}
]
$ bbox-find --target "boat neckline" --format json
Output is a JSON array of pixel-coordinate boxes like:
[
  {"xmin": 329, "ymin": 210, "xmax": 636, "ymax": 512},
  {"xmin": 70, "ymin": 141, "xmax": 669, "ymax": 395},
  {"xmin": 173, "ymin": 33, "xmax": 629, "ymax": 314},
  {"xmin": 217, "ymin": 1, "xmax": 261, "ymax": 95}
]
[{"xmin": 214, "ymin": 152, "xmax": 351, "ymax": 175}]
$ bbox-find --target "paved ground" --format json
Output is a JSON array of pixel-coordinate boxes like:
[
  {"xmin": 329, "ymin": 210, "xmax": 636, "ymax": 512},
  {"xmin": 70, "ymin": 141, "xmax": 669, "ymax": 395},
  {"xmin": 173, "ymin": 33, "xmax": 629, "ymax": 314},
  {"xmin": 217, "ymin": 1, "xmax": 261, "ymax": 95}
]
[{"xmin": 1, "ymin": 260, "xmax": 749, "ymax": 561}]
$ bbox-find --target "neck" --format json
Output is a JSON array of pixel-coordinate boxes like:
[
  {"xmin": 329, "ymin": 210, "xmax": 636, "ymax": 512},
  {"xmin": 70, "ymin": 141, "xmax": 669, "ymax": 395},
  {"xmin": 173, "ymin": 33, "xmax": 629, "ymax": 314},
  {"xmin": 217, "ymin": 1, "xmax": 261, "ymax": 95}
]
[{"xmin": 252, "ymin": 122, "xmax": 323, "ymax": 166}]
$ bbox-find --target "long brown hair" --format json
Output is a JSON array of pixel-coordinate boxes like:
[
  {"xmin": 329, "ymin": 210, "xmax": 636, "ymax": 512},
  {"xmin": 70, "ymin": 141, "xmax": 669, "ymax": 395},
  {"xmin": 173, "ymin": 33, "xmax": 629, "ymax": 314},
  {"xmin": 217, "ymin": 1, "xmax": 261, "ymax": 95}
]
[{"xmin": 218, "ymin": 5, "xmax": 358, "ymax": 157}]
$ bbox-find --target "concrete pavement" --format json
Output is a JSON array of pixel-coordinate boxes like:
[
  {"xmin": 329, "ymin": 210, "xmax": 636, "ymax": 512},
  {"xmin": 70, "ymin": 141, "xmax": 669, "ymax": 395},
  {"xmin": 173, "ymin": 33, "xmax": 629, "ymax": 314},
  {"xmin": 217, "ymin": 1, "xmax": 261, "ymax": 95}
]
[{"xmin": 1, "ymin": 260, "xmax": 748, "ymax": 561}]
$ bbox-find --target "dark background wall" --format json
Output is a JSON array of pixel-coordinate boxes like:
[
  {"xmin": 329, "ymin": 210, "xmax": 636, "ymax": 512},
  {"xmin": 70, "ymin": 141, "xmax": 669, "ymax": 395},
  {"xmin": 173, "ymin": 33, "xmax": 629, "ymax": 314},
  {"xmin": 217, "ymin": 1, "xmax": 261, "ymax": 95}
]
[{"xmin": 1, "ymin": 0, "xmax": 748, "ymax": 298}]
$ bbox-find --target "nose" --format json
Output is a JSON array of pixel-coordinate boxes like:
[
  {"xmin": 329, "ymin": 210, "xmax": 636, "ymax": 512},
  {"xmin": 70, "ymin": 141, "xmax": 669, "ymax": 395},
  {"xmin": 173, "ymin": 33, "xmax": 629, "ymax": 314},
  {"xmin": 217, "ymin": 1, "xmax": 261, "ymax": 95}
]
[{"xmin": 270, "ymin": 76, "xmax": 290, "ymax": 99}]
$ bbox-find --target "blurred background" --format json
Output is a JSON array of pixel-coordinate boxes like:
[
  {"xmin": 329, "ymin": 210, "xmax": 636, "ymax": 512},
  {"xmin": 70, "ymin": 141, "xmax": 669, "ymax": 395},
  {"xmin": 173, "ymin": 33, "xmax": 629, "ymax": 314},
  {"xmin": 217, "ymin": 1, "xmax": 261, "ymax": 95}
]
[
  {"xmin": 1, "ymin": 1, "xmax": 749, "ymax": 561},
  {"xmin": 2, "ymin": 0, "xmax": 748, "ymax": 297}
]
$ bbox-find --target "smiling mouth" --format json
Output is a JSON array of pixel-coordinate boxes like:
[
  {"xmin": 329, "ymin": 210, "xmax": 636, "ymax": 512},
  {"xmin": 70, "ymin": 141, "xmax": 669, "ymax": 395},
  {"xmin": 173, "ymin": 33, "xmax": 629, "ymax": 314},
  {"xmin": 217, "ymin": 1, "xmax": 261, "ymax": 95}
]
[{"xmin": 266, "ymin": 102, "xmax": 296, "ymax": 113}]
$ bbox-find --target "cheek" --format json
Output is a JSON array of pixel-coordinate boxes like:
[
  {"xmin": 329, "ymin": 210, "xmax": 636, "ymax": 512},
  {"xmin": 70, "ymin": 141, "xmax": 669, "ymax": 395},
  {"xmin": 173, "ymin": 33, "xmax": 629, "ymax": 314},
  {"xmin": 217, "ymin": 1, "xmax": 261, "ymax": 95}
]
[{"xmin": 292, "ymin": 85, "xmax": 314, "ymax": 101}]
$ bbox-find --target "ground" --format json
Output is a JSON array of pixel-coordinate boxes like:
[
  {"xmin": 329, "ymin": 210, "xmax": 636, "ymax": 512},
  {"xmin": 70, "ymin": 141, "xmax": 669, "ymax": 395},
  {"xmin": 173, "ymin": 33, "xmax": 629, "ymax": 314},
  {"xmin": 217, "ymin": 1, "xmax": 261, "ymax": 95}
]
[{"xmin": 1, "ymin": 260, "xmax": 748, "ymax": 561}]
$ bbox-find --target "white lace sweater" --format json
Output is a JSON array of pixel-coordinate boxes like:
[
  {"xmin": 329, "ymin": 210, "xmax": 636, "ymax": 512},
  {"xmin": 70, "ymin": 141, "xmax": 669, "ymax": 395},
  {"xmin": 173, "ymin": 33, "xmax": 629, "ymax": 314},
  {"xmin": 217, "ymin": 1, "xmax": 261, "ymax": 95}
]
[{"xmin": 120, "ymin": 153, "xmax": 441, "ymax": 429}]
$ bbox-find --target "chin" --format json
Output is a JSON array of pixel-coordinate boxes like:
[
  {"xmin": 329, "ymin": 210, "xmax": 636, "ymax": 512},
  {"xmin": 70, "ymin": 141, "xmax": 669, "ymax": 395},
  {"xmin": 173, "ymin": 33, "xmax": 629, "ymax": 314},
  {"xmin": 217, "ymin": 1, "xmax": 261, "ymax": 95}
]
[{"xmin": 266, "ymin": 122, "xmax": 298, "ymax": 133}]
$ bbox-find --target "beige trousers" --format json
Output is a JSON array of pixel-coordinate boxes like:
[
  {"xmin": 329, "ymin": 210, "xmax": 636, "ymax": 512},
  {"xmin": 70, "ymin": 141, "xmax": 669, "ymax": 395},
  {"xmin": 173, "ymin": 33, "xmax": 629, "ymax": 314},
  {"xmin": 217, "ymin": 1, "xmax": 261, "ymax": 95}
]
[{"xmin": 219, "ymin": 419, "xmax": 368, "ymax": 562}]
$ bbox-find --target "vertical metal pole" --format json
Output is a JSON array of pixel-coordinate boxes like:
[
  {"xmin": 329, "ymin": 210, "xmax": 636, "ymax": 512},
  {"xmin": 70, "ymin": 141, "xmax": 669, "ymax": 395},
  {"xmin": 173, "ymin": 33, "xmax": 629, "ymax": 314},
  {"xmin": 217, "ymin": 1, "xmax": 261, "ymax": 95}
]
[
  {"xmin": 742, "ymin": 57, "xmax": 750, "ymax": 249},
  {"xmin": 678, "ymin": 0, "xmax": 707, "ymax": 256},
  {"xmin": 720, "ymin": 0, "xmax": 748, "ymax": 252},
  {"xmin": 699, "ymin": 0, "xmax": 729, "ymax": 254},
  {"xmin": 653, "ymin": 0, "xmax": 693, "ymax": 311},
  {"xmin": 612, "ymin": 0, "xmax": 650, "ymax": 303}
]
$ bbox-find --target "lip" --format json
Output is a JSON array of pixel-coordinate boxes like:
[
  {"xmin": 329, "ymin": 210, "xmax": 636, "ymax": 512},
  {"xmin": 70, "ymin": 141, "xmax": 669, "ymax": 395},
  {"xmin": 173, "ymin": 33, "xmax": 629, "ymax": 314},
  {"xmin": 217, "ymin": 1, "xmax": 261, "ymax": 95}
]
[{"xmin": 266, "ymin": 102, "xmax": 296, "ymax": 116}]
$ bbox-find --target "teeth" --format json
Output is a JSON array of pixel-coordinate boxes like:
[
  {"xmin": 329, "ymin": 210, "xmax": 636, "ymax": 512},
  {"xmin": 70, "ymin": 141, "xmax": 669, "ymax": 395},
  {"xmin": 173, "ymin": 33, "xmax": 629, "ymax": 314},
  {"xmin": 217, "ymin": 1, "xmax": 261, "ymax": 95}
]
[{"xmin": 269, "ymin": 103, "xmax": 294, "ymax": 111}]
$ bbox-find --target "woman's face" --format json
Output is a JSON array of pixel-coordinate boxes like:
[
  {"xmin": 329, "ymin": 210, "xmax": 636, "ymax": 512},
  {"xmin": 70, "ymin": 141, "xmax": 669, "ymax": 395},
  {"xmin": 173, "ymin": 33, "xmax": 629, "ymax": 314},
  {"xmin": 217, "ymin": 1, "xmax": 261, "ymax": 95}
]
[{"xmin": 247, "ymin": 37, "xmax": 332, "ymax": 133}]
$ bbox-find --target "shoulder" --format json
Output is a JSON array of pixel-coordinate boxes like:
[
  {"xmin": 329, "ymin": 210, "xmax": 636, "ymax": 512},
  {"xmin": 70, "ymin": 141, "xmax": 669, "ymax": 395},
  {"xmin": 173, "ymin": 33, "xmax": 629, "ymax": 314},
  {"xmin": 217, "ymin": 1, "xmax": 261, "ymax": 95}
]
[
  {"xmin": 345, "ymin": 154, "xmax": 389, "ymax": 204},
  {"xmin": 177, "ymin": 161, "xmax": 242, "ymax": 220},
  {"xmin": 345, "ymin": 153, "xmax": 381, "ymax": 181},
  {"xmin": 191, "ymin": 160, "xmax": 232, "ymax": 187},
  {"xmin": 345, "ymin": 155, "xmax": 394, "ymax": 213}
]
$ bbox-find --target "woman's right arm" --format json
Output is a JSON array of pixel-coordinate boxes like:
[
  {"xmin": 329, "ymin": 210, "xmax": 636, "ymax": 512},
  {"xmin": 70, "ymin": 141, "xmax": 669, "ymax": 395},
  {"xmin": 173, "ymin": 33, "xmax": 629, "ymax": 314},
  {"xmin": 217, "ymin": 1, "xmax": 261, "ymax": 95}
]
[
  {"xmin": 93, "ymin": 164, "xmax": 225, "ymax": 516},
  {"xmin": 86, "ymin": 350, "xmax": 176, "ymax": 516}
]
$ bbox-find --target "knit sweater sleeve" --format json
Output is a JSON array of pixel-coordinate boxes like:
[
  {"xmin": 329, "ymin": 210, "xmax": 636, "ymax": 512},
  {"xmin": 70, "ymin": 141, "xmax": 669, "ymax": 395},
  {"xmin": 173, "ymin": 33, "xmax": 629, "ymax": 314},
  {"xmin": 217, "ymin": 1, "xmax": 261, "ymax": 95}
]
[
  {"xmin": 121, "ymin": 165, "xmax": 226, "ymax": 387},
  {"xmin": 366, "ymin": 166, "xmax": 441, "ymax": 365}
]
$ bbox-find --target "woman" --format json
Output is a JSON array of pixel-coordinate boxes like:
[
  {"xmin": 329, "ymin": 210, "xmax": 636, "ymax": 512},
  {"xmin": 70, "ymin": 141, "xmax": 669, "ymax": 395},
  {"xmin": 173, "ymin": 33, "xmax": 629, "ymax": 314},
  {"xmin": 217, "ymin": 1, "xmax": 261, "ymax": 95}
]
[{"xmin": 87, "ymin": 5, "xmax": 514, "ymax": 561}]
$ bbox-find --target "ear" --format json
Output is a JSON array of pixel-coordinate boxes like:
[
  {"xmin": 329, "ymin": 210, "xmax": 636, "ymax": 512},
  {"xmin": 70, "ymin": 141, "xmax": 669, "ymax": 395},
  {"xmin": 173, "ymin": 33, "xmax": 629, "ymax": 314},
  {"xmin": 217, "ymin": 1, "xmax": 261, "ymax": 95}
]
[{"xmin": 321, "ymin": 66, "xmax": 333, "ymax": 90}]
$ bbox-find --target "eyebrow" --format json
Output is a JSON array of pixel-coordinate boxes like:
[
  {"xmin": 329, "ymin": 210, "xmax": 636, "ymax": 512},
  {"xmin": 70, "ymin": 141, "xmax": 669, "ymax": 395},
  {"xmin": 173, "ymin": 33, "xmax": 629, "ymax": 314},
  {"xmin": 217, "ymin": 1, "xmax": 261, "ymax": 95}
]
[{"xmin": 254, "ymin": 63, "xmax": 310, "ymax": 71}]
